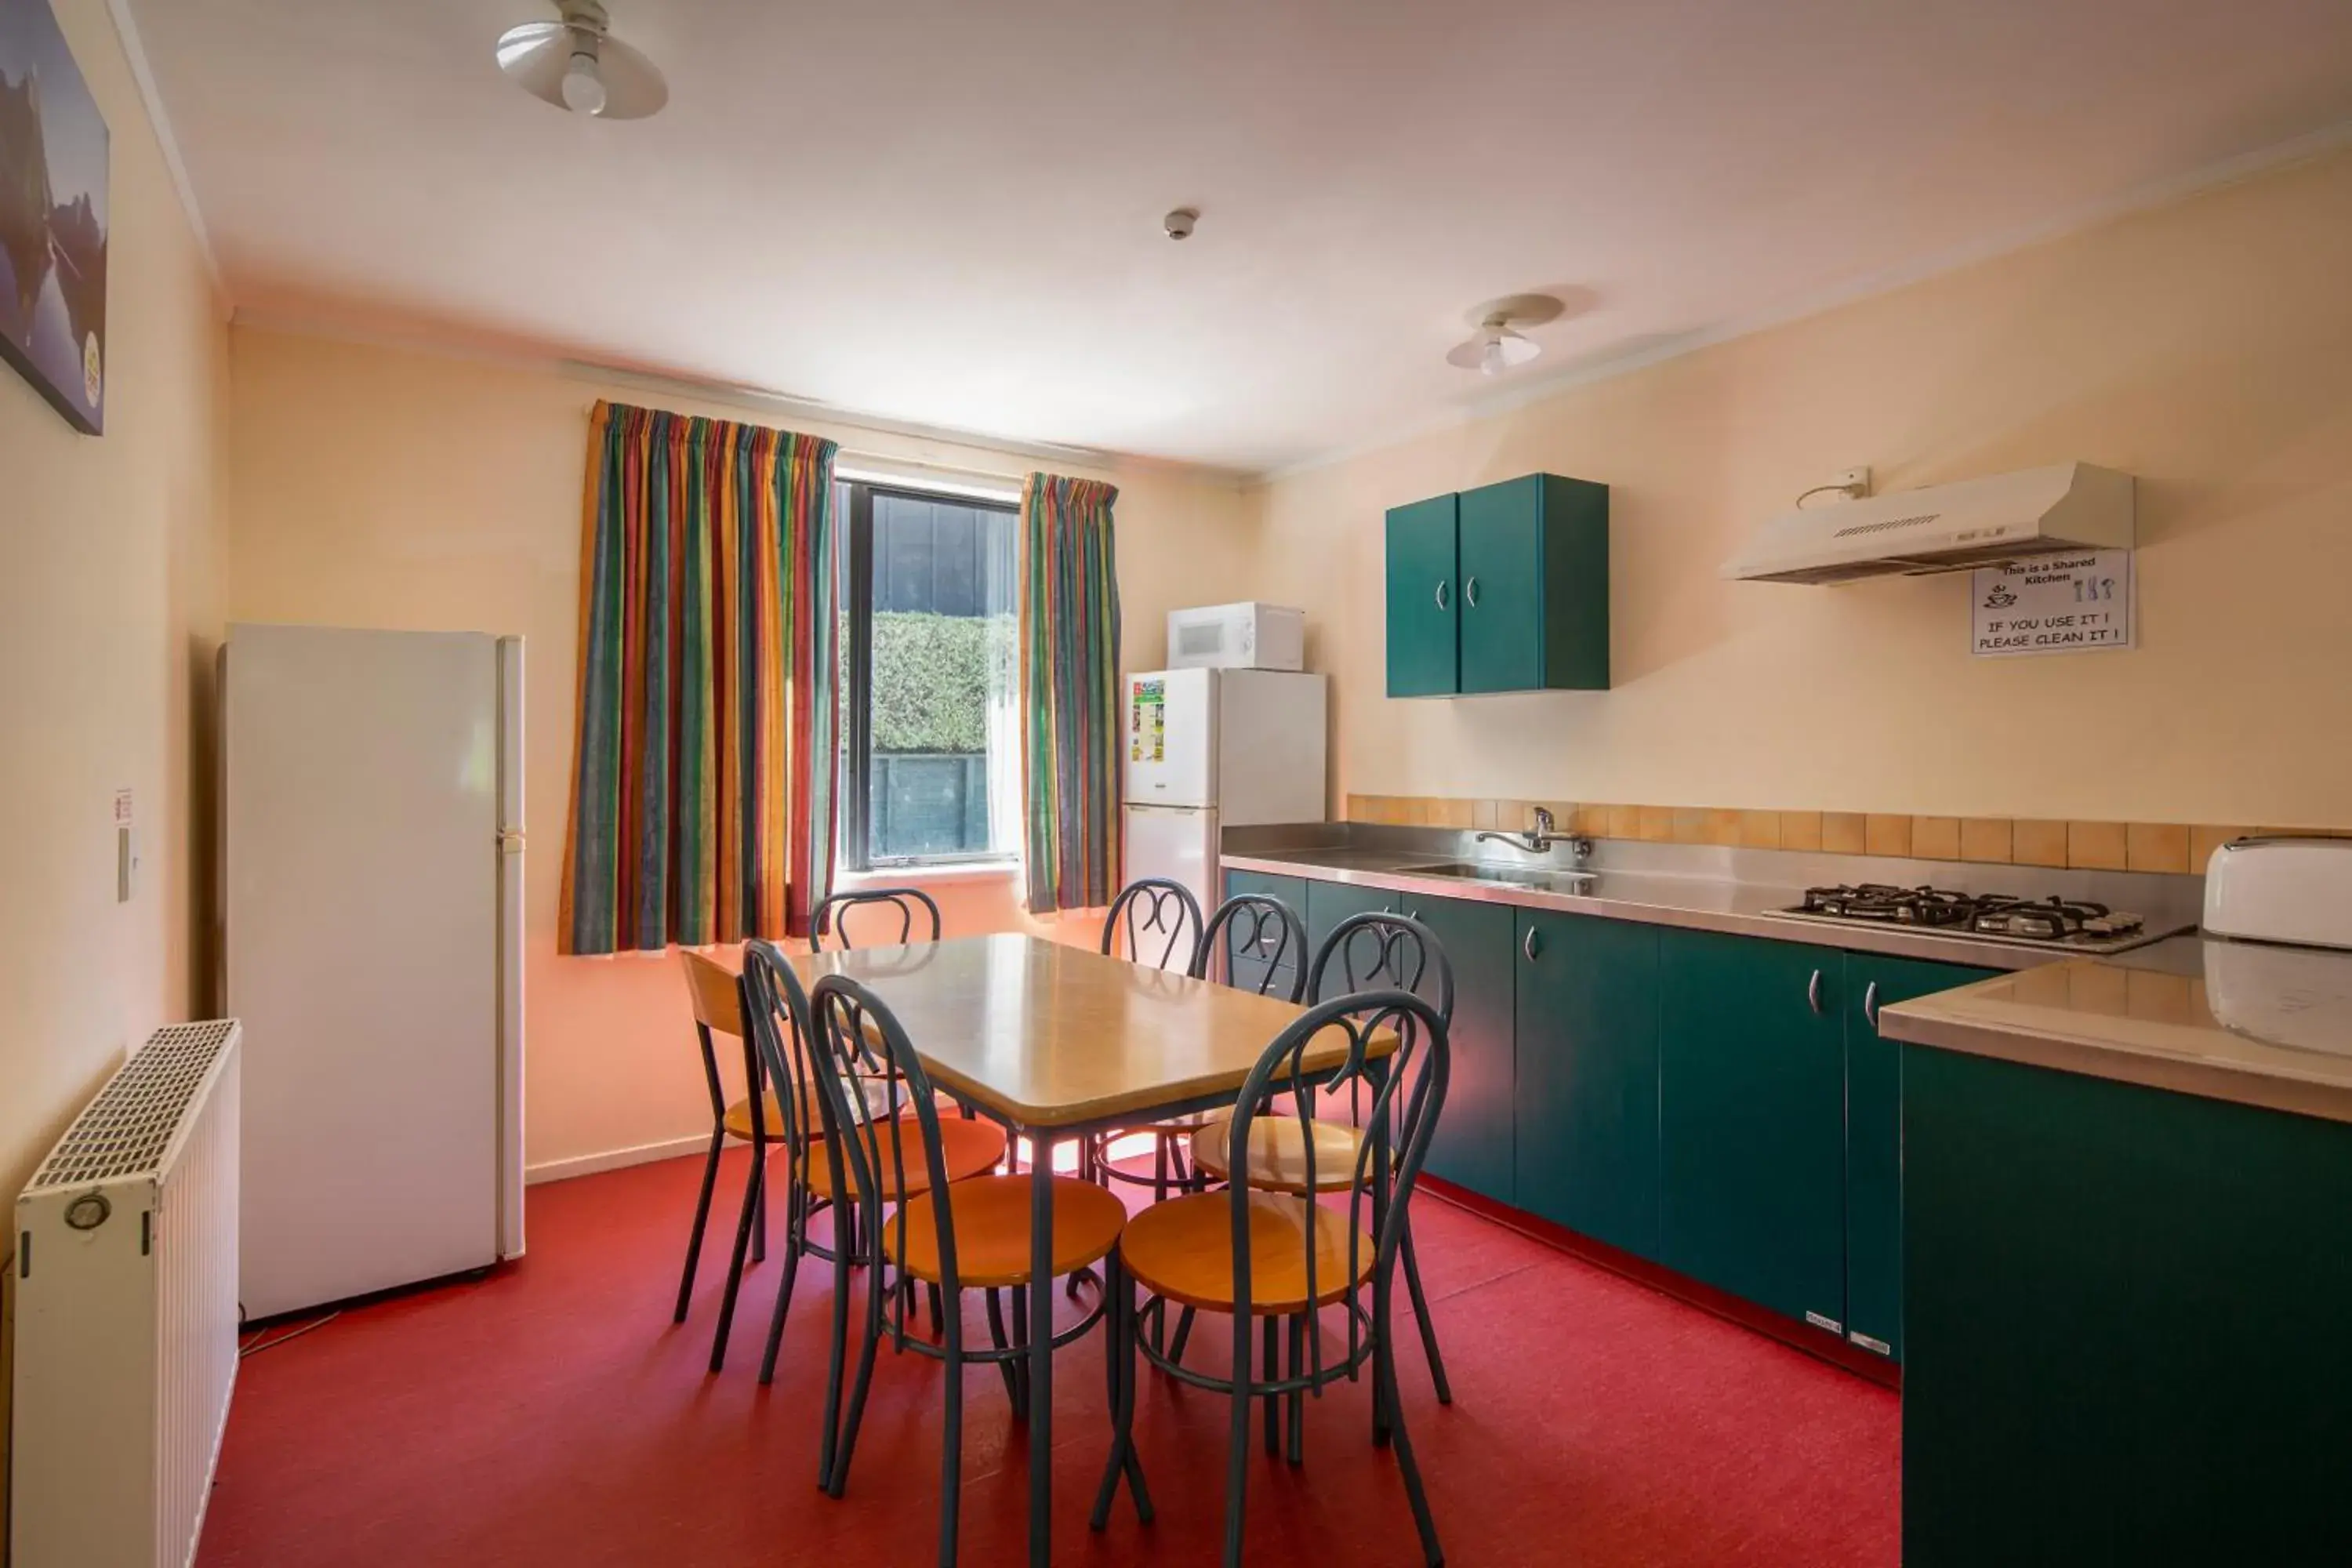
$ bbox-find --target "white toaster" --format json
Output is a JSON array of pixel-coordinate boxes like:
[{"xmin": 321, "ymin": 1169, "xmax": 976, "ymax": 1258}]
[{"xmin": 2202, "ymin": 837, "xmax": 2352, "ymax": 950}]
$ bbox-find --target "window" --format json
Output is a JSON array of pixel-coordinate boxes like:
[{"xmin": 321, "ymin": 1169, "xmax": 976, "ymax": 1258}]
[{"xmin": 837, "ymin": 479, "xmax": 1021, "ymax": 869}]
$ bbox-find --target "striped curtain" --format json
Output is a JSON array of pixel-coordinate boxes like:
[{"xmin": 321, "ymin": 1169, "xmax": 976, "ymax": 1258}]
[
  {"xmin": 558, "ymin": 401, "xmax": 840, "ymax": 954},
  {"xmin": 1018, "ymin": 474, "xmax": 1123, "ymax": 913}
]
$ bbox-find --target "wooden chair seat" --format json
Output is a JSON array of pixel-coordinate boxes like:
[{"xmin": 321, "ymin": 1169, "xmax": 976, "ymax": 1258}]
[
  {"xmin": 724, "ymin": 1080, "xmax": 964, "ymax": 1142},
  {"xmin": 1188, "ymin": 1112, "xmax": 1367, "ymax": 1195},
  {"xmin": 1119, "ymin": 1191, "xmax": 1376, "ymax": 1313},
  {"xmin": 796, "ymin": 1114, "xmax": 1008, "ymax": 1203},
  {"xmin": 887, "ymin": 1174, "xmax": 1127, "ymax": 1289}
]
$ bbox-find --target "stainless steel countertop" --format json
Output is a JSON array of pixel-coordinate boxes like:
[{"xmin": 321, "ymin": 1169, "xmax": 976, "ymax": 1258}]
[{"xmin": 1223, "ymin": 844, "xmax": 2111, "ymax": 971}]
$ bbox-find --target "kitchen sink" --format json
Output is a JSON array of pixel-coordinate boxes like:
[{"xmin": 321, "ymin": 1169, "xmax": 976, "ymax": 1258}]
[{"xmin": 1394, "ymin": 861, "xmax": 1596, "ymax": 894}]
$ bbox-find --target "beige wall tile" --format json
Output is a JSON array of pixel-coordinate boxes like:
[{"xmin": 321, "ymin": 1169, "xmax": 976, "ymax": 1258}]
[
  {"xmin": 1740, "ymin": 810, "xmax": 1783, "ymax": 849},
  {"xmin": 1865, "ymin": 814, "xmax": 1913, "ymax": 858},
  {"xmin": 1538, "ymin": 800, "xmax": 1581, "ymax": 835},
  {"xmin": 1779, "ymin": 811, "xmax": 1823, "ymax": 851},
  {"xmin": 1911, "ymin": 815, "xmax": 1961, "ymax": 860},
  {"xmin": 2067, "ymin": 820, "xmax": 2129, "ymax": 870},
  {"xmin": 1699, "ymin": 808, "xmax": 1737, "ymax": 846},
  {"xmin": 2013, "ymin": 819, "xmax": 2068, "ymax": 866},
  {"xmin": 1960, "ymin": 818, "xmax": 2014, "ymax": 863},
  {"xmin": 2125, "ymin": 822, "xmax": 2190, "ymax": 873},
  {"xmin": 1671, "ymin": 807, "xmax": 1707, "ymax": 844},
  {"xmin": 1638, "ymin": 805, "xmax": 1674, "ymax": 842},
  {"xmin": 1425, "ymin": 797, "xmax": 1475, "ymax": 829},
  {"xmin": 1608, "ymin": 804, "xmax": 1641, "ymax": 839},
  {"xmin": 2190, "ymin": 824, "xmax": 2252, "ymax": 867},
  {"xmin": 1471, "ymin": 797, "xmax": 1500, "ymax": 830},
  {"xmin": 1399, "ymin": 797, "xmax": 1431, "ymax": 826},
  {"xmin": 1823, "ymin": 811, "xmax": 1867, "ymax": 855}
]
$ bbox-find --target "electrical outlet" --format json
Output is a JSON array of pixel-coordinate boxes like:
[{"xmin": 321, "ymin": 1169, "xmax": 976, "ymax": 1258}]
[{"xmin": 1831, "ymin": 466, "xmax": 1871, "ymax": 498}]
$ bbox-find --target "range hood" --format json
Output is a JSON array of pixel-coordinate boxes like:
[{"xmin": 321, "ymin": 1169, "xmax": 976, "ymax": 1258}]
[{"xmin": 1721, "ymin": 462, "xmax": 2134, "ymax": 585}]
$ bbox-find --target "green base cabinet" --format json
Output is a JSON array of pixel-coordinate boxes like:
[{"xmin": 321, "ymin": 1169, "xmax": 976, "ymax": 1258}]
[
  {"xmin": 1411, "ymin": 897, "xmax": 1517, "ymax": 1204},
  {"xmin": 1658, "ymin": 928, "xmax": 1847, "ymax": 1331},
  {"xmin": 1904, "ymin": 1047, "xmax": 2352, "ymax": 1566},
  {"xmin": 1512, "ymin": 912, "xmax": 1661, "ymax": 1258},
  {"xmin": 1218, "ymin": 869, "xmax": 1308, "ymax": 996},
  {"xmin": 1384, "ymin": 474, "xmax": 1610, "ymax": 697},
  {"xmin": 1841, "ymin": 955, "xmax": 1998, "ymax": 1363}
]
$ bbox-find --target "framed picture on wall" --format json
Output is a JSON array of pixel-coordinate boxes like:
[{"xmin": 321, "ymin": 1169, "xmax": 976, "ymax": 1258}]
[{"xmin": 1, "ymin": 0, "xmax": 107, "ymax": 435}]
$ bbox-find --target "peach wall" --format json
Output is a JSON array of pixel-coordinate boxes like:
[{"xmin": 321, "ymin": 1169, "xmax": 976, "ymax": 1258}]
[
  {"xmin": 0, "ymin": 0, "xmax": 227, "ymax": 1203},
  {"xmin": 1249, "ymin": 147, "xmax": 2352, "ymax": 833},
  {"xmin": 223, "ymin": 326, "xmax": 1252, "ymax": 1174}
]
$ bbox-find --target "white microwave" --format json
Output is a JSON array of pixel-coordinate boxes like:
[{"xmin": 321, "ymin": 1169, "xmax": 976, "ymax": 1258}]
[{"xmin": 1166, "ymin": 602, "xmax": 1306, "ymax": 671}]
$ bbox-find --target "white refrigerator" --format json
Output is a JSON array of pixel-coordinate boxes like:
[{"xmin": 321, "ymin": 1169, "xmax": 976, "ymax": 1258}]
[
  {"xmin": 1123, "ymin": 667, "xmax": 1327, "ymax": 916},
  {"xmin": 223, "ymin": 623, "xmax": 527, "ymax": 1319}
]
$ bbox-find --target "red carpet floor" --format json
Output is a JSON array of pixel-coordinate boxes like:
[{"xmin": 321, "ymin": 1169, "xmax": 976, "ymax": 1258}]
[{"xmin": 197, "ymin": 1152, "xmax": 1898, "ymax": 1566}]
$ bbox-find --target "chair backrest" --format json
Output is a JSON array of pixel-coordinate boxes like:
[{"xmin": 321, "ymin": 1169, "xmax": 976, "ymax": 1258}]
[
  {"xmin": 680, "ymin": 948, "xmax": 746, "ymax": 1036},
  {"xmin": 1225, "ymin": 990, "xmax": 1450, "ymax": 1345},
  {"xmin": 804, "ymin": 974, "xmax": 969, "ymax": 1334},
  {"xmin": 1308, "ymin": 910, "xmax": 1455, "ymax": 1025},
  {"xmin": 811, "ymin": 887, "xmax": 945, "ymax": 952},
  {"xmin": 1192, "ymin": 894, "xmax": 1308, "ymax": 1001},
  {"xmin": 1100, "ymin": 877, "xmax": 1204, "ymax": 971},
  {"xmin": 740, "ymin": 941, "xmax": 819, "ymax": 1148}
]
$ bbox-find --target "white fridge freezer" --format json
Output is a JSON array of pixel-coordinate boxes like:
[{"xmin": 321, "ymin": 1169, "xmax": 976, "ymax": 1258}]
[
  {"xmin": 223, "ymin": 623, "xmax": 526, "ymax": 1320},
  {"xmin": 1123, "ymin": 667, "xmax": 1327, "ymax": 916}
]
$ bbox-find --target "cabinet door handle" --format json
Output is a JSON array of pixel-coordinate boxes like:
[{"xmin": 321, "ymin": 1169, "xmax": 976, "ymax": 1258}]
[
  {"xmin": 1523, "ymin": 927, "xmax": 1542, "ymax": 962},
  {"xmin": 1864, "ymin": 979, "xmax": 1880, "ymax": 1029},
  {"xmin": 1434, "ymin": 579, "xmax": 1450, "ymax": 612},
  {"xmin": 1465, "ymin": 575, "xmax": 1481, "ymax": 608},
  {"xmin": 1807, "ymin": 968, "xmax": 1824, "ymax": 1014}
]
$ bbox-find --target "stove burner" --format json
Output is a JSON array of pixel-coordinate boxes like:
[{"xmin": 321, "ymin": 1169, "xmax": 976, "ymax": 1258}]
[{"xmin": 1790, "ymin": 885, "xmax": 2147, "ymax": 946}]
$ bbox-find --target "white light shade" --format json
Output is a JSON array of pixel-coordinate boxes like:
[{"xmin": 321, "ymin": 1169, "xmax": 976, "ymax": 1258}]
[
  {"xmin": 1478, "ymin": 326, "xmax": 1541, "ymax": 376},
  {"xmin": 496, "ymin": 16, "xmax": 667, "ymax": 121}
]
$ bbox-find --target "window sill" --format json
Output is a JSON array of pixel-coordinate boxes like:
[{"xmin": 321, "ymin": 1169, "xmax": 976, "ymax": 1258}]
[{"xmin": 836, "ymin": 859, "xmax": 1021, "ymax": 888}]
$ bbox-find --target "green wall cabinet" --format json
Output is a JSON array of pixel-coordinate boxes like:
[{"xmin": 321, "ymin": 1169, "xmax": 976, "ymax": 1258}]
[
  {"xmin": 1841, "ymin": 954, "xmax": 1997, "ymax": 1362},
  {"xmin": 1384, "ymin": 495, "xmax": 1461, "ymax": 697},
  {"xmin": 1658, "ymin": 928, "xmax": 1848, "ymax": 1332},
  {"xmin": 1384, "ymin": 474, "xmax": 1610, "ymax": 698},
  {"xmin": 1512, "ymin": 911, "xmax": 1662, "ymax": 1258}
]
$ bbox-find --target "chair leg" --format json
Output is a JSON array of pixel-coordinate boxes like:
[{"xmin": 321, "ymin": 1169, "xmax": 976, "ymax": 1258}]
[
  {"xmin": 1092, "ymin": 1252, "xmax": 1152, "ymax": 1530},
  {"xmin": 1262, "ymin": 1315, "xmax": 1281, "ymax": 1456},
  {"xmin": 710, "ymin": 1141, "xmax": 766, "ymax": 1373},
  {"xmin": 751, "ymin": 1152, "xmax": 768, "ymax": 1265},
  {"xmin": 1399, "ymin": 1219, "xmax": 1454, "ymax": 1406},
  {"xmin": 1153, "ymin": 1136, "xmax": 1169, "ymax": 1204},
  {"xmin": 1381, "ymin": 1321, "xmax": 1446, "ymax": 1567},
  {"xmin": 927, "ymin": 1283, "xmax": 946, "ymax": 1338},
  {"xmin": 1286, "ymin": 1312, "xmax": 1306, "ymax": 1465},
  {"xmin": 673, "ymin": 1129, "xmax": 724, "ymax": 1323},
  {"xmin": 757, "ymin": 1185, "xmax": 806, "ymax": 1386},
  {"xmin": 939, "ymin": 1299, "xmax": 966, "ymax": 1566},
  {"xmin": 1224, "ymin": 1309, "xmax": 1254, "ymax": 1568},
  {"xmin": 1168, "ymin": 1305, "xmax": 1196, "ymax": 1366},
  {"xmin": 818, "ymin": 1227, "xmax": 853, "ymax": 1490},
  {"xmin": 828, "ymin": 1266, "xmax": 887, "ymax": 1498},
  {"xmin": 985, "ymin": 1288, "xmax": 1025, "ymax": 1418}
]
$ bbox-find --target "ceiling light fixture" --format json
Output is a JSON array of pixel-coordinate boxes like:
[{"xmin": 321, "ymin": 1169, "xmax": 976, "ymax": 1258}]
[
  {"xmin": 1446, "ymin": 294, "xmax": 1576, "ymax": 378},
  {"xmin": 497, "ymin": 0, "xmax": 668, "ymax": 121}
]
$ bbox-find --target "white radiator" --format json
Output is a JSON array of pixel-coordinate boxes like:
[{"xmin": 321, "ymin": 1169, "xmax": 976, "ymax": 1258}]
[{"xmin": 11, "ymin": 1020, "xmax": 242, "ymax": 1568}]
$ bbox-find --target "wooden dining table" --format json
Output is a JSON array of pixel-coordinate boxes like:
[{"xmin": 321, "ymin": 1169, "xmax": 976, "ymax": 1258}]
[{"xmin": 783, "ymin": 931, "xmax": 1394, "ymax": 1567}]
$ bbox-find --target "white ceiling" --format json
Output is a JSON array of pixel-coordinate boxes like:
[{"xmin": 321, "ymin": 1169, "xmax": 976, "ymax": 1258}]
[{"xmin": 130, "ymin": 0, "xmax": 2352, "ymax": 474}]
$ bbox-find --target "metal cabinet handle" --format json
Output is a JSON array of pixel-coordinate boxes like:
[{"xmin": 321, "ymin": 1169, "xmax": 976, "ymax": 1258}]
[
  {"xmin": 1435, "ymin": 579, "xmax": 1450, "ymax": 612},
  {"xmin": 1466, "ymin": 576, "xmax": 1481, "ymax": 608},
  {"xmin": 1524, "ymin": 927, "xmax": 1542, "ymax": 961},
  {"xmin": 1807, "ymin": 968, "xmax": 1824, "ymax": 1014},
  {"xmin": 1864, "ymin": 979, "xmax": 1880, "ymax": 1029}
]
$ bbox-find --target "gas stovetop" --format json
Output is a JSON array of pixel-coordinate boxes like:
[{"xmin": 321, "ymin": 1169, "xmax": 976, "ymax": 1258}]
[{"xmin": 1780, "ymin": 884, "xmax": 2176, "ymax": 954}]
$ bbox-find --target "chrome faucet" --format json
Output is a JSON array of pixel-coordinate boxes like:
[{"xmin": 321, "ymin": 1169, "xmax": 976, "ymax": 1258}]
[{"xmin": 1474, "ymin": 807, "xmax": 1593, "ymax": 861}]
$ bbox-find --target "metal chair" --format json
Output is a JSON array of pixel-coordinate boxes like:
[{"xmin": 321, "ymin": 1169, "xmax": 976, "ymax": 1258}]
[
  {"xmin": 804, "ymin": 972, "xmax": 1145, "ymax": 1566},
  {"xmin": 1083, "ymin": 879, "xmax": 1207, "ymax": 1184},
  {"xmin": 737, "ymin": 943, "xmax": 1010, "ymax": 1396},
  {"xmin": 811, "ymin": 886, "xmax": 946, "ymax": 950},
  {"xmin": 1094, "ymin": 989, "xmax": 1450, "ymax": 1567},
  {"xmin": 1182, "ymin": 911, "xmax": 1457, "ymax": 1404},
  {"xmin": 673, "ymin": 949, "xmax": 790, "ymax": 1373}
]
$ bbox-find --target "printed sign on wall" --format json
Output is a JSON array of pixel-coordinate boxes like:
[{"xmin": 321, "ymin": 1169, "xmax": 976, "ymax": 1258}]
[{"xmin": 1971, "ymin": 550, "xmax": 2132, "ymax": 657}]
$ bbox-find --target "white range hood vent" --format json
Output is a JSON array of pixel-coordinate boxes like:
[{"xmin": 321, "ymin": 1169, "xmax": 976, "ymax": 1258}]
[{"xmin": 1721, "ymin": 462, "xmax": 2134, "ymax": 585}]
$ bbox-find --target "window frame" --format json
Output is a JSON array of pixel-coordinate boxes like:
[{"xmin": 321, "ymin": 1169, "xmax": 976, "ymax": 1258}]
[{"xmin": 837, "ymin": 477, "xmax": 1022, "ymax": 874}]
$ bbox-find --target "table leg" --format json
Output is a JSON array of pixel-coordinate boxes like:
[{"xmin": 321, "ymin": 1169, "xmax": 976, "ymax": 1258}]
[{"xmin": 1028, "ymin": 1131, "xmax": 1056, "ymax": 1568}]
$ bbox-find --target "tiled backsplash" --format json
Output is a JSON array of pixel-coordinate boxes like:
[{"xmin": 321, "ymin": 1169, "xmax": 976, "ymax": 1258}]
[{"xmin": 1343, "ymin": 797, "xmax": 2344, "ymax": 875}]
